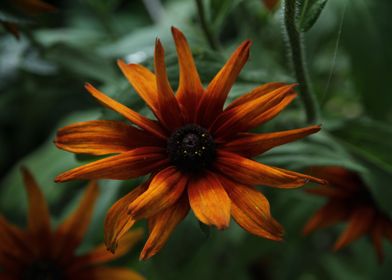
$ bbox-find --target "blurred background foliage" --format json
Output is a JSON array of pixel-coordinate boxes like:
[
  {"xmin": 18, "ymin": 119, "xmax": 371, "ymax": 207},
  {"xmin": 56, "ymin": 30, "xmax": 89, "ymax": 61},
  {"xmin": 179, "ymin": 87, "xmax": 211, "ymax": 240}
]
[{"xmin": 0, "ymin": 0, "xmax": 391, "ymax": 279}]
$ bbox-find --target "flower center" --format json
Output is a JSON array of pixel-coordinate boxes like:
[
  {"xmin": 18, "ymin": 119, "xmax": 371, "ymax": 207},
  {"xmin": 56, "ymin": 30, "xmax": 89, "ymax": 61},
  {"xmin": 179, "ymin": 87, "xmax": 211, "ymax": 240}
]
[
  {"xmin": 23, "ymin": 260, "xmax": 64, "ymax": 280},
  {"xmin": 167, "ymin": 124, "xmax": 215, "ymax": 173}
]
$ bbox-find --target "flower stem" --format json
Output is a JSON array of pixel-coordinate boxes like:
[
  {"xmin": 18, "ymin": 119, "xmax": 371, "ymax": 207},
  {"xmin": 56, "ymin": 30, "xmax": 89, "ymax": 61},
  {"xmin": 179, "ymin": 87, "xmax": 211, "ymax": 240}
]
[
  {"xmin": 195, "ymin": 0, "xmax": 220, "ymax": 51},
  {"xmin": 283, "ymin": 0, "xmax": 320, "ymax": 124}
]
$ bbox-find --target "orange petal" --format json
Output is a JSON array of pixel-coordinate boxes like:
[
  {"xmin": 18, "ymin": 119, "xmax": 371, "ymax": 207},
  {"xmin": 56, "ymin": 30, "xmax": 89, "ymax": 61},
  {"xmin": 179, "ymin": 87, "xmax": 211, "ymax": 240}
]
[
  {"xmin": 55, "ymin": 147, "xmax": 168, "ymax": 182},
  {"xmin": 171, "ymin": 27, "xmax": 204, "ymax": 121},
  {"xmin": 303, "ymin": 201, "xmax": 348, "ymax": 235},
  {"xmin": 128, "ymin": 166, "xmax": 187, "ymax": 220},
  {"xmin": 53, "ymin": 181, "xmax": 99, "ymax": 260},
  {"xmin": 211, "ymin": 84, "xmax": 296, "ymax": 138},
  {"xmin": 188, "ymin": 171, "xmax": 231, "ymax": 229},
  {"xmin": 76, "ymin": 267, "xmax": 145, "ymax": 280},
  {"xmin": 272, "ymin": 167, "xmax": 327, "ymax": 185},
  {"xmin": 197, "ymin": 40, "xmax": 251, "ymax": 125},
  {"xmin": 105, "ymin": 184, "xmax": 147, "ymax": 253},
  {"xmin": 55, "ymin": 120, "xmax": 163, "ymax": 155},
  {"xmin": 333, "ymin": 206, "xmax": 375, "ymax": 251},
  {"xmin": 0, "ymin": 215, "xmax": 33, "ymax": 263},
  {"xmin": 117, "ymin": 60, "xmax": 158, "ymax": 112},
  {"xmin": 225, "ymin": 82, "xmax": 285, "ymax": 110},
  {"xmin": 21, "ymin": 167, "xmax": 51, "ymax": 246},
  {"xmin": 85, "ymin": 83, "xmax": 167, "ymax": 139},
  {"xmin": 154, "ymin": 39, "xmax": 184, "ymax": 130},
  {"xmin": 220, "ymin": 176, "xmax": 283, "ymax": 240},
  {"xmin": 306, "ymin": 167, "xmax": 362, "ymax": 192},
  {"xmin": 71, "ymin": 228, "xmax": 144, "ymax": 270},
  {"xmin": 222, "ymin": 125, "xmax": 320, "ymax": 157},
  {"xmin": 140, "ymin": 195, "xmax": 189, "ymax": 260},
  {"xmin": 249, "ymin": 92, "xmax": 297, "ymax": 128},
  {"xmin": 215, "ymin": 150, "xmax": 312, "ymax": 188}
]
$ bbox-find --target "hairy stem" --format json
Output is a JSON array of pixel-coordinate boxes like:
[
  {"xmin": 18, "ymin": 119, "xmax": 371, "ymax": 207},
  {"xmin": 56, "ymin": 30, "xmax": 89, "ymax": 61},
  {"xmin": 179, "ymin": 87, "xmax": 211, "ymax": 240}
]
[
  {"xmin": 283, "ymin": 0, "xmax": 320, "ymax": 124},
  {"xmin": 195, "ymin": 0, "xmax": 220, "ymax": 51}
]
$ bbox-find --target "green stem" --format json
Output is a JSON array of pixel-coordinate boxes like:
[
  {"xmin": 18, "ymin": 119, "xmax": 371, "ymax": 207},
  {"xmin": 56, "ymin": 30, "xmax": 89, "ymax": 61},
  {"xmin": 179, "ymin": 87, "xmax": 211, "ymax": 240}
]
[
  {"xmin": 195, "ymin": 0, "xmax": 220, "ymax": 51},
  {"xmin": 283, "ymin": 0, "xmax": 320, "ymax": 124}
]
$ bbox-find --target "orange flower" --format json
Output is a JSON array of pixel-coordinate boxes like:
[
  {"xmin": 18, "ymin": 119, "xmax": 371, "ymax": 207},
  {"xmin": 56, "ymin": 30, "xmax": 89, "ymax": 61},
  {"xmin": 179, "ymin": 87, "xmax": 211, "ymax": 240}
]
[
  {"xmin": 0, "ymin": 168, "xmax": 144, "ymax": 279},
  {"xmin": 54, "ymin": 27, "xmax": 325, "ymax": 260},
  {"xmin": 303, "ymin": 167, "xmax": 392, "ymax": 262}
]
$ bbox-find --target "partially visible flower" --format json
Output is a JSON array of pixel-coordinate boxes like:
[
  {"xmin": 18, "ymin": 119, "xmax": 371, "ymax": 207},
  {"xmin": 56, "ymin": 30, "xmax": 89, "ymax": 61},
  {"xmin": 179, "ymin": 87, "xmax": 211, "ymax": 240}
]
[
  {"xmin": 262, "ymin": 0, "xmax": 280, "ymax": 11},
  {"xmin": 303, "ymin": 166, "xmax": 392, "ymax": 262},
  {"xmin": 54, "ymin": 27, "xmax": 325, "ymax": 260},
  {"xmin": 0, "ymin": 0, "xmax": 56, "ymax": 39},
  {"xmin": 0, "ymin": 167, "xmax": 144, "ymax": 280}
]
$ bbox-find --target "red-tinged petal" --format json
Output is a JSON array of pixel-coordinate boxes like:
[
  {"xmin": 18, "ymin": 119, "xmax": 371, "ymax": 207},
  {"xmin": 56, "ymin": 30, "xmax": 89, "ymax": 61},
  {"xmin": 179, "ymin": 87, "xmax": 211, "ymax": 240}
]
[
  {"xmin": 305, "ymin": 185, "xmax": 351, "ymax": 199},
  {"xmin": 197, "ymin": 40, "xmax": 252, "ymax": 125},
  {"xmin": 140, "ymin": 195, "xmax": 189, "ymax": 260},
  {"xmin": 303, "ymin": 201, "xmax": 349, "ymax": 235},
  {"xmin": 117, "ymin": 60, "xmax": 159, "ymax": 112},
  {"xmin": 53, "ymin": 182, "xmax": 99, "ymax": 261},
  {"xmin": 104, "ymin": 184, "xmax": 147, "ymax": 253},
  {"xmin": 76, "ymin": 267, "xmax": 145, "ymax": 280},
  {"xmin": 214, "ymin": 150, "xmax": 310, "ymax": 188},
  {"xmin": 222, "ymin": 125, "xmax": 320, "ymax": 157},
  {"xmin": 85, "ymin": 83, "xmax": 167, "ymax": 139},
  {"xmin": 226, "ymin": 82, "xmax": 285, "ymax": 110},
  {"xmin": 273, "ymin": 167, "xmax": 327, "ymax": 185},
  {"xmin": 249, "ymin": 92, "xmax": 297, "ymax": 127},
  {"xmin": 55, "ymin": 147, "xmax": 168, "ymax": 182},
  {"xmin": 55, "ymin": 120, "xmax": 163, "ymax": 155},
  {"xmin": 154, "ymin": 39, "xmax": 184, "ymax": 130},
  {"xmin": 71, "ymin": 228, "xmax": 144, "ymax": 270},
  {"xmin": 211, "ymin": 84, "xmax": 296, "ymax": 138},
  {"xmin": 306, "ymin": 167, "xmax": 362, "ymax": 192},
  {"xmin": 171, "ymin": 27, "xmax": 204, "ymax": 121},
  {"xmin": 188, "ymin": 171, "xmax": 231, "ymax": 229},
  {"xmin": 21, "ymin": 167, "xmax": 51, "ymax": 249},
  {"xmin": 0, "ymin": 216, "xmax": 34, "ymax": 263},
  {"xmin": 333, "ymin": 206, "xmax": 375, "ymax": 251},
  {"xmin": 220, "ymin": 176, "xmax": 283, "ymax": 240},
  {"xmin": 128, "ymin": 166, "xmax": 187, "ymax": 220}
]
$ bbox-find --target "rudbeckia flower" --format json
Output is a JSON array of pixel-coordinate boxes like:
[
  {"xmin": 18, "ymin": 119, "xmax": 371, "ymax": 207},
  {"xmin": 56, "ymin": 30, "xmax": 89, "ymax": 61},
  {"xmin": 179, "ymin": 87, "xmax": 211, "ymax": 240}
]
[
  {"xmin": 55, "ymin": 27, "xmax": 325, "ymax": 260},
  {"xmin": 303, "ymin": 166, "xmax": 392, "ymax": 262},
  {"xmin": 0, "ymin": 168, "xmax": 145, "ymax": 279}
]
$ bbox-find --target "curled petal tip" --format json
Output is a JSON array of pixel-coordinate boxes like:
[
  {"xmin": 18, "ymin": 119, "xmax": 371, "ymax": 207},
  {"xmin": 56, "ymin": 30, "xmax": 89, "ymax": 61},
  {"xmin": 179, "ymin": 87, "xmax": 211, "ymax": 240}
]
[
  {"xmin": 171, "ymin": 26, "xmax": 182, "ymax": 35},
  {"xmin": 84, "ymin": 82, "xmax": 92, "ymax": 89},
  {"xmin": 117, "ymin": 59, "xmax": 125, "ymax": 66}
]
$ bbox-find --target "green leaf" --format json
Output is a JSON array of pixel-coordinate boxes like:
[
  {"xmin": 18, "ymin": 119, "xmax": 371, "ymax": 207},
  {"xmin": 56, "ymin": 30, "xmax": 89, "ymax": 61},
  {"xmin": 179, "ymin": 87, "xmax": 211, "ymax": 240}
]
[
  {"xmin": 0, "ymin": 10, "xmax": 31, "ymax": 25},
  {"xmin": 297, "ymin": 0, "xmax": 328, "ymax": 32},
  {"xmin": 331, "ymin": 118, "xmax": 392, "ymax": 213},
  {"xmin": 0, "ymin": 110, "xmax": 100, "ymax": 222},
  {"xmin": 331, "ymin": 118, "xmax": 392, "ymax": 174},
  {"xmin": 198, "ymin": 221, "xmax": 211, "ymax": 237}
]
